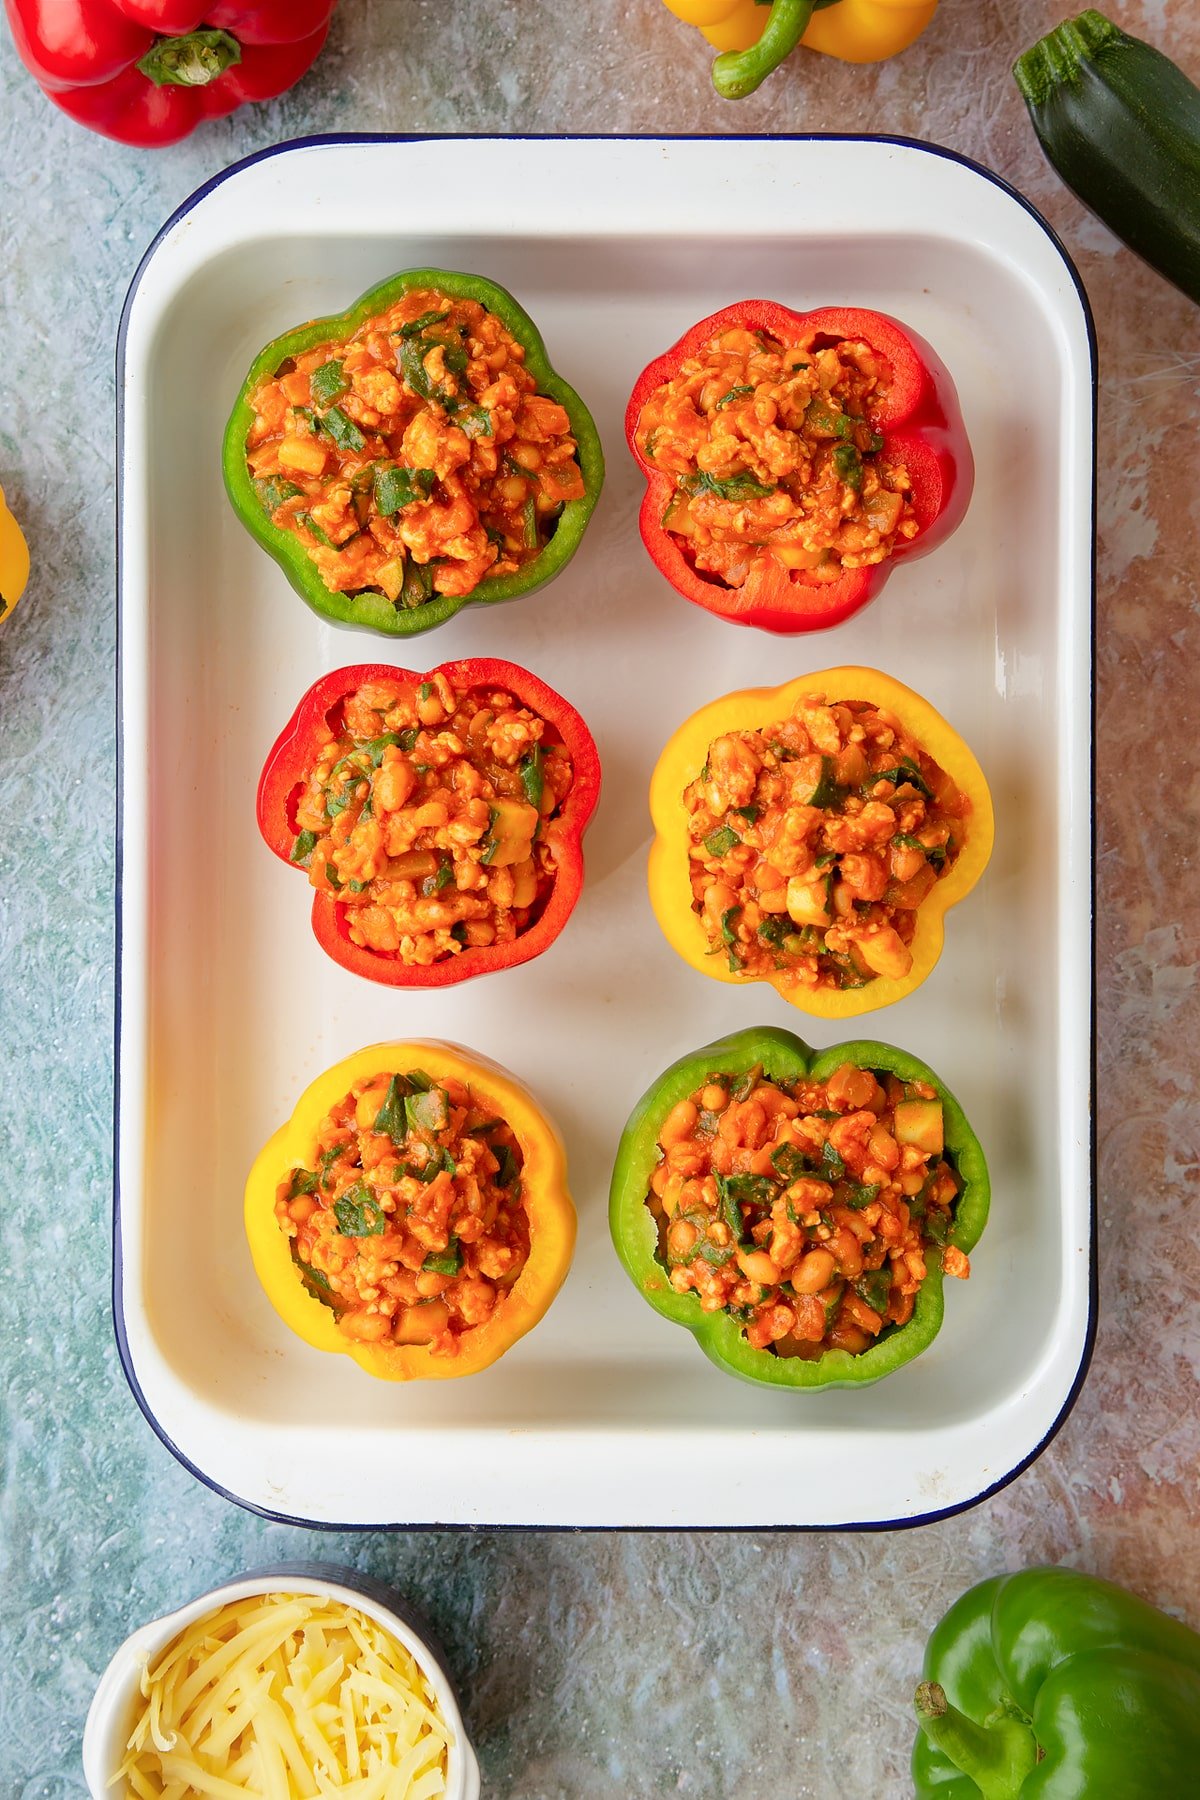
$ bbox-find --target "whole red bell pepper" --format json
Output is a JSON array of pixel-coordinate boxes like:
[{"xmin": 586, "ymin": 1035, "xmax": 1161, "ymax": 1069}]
[
  {"xmin": 257, "ymin": 660, "xmax": 602, "ymax": 990},
  {"xmin": 4, "ymin": 1, "xmax": 336, "ymax": 145},
  {"xmin": 626, "ymin": 300, "xmax": 974, "ymax": 634}
]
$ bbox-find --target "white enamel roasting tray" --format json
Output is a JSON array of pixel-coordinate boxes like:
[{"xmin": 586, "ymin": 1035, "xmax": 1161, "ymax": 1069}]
[{"xmin": 116, "ymin": 136, "xmax": 1095, "ymax": 1528}]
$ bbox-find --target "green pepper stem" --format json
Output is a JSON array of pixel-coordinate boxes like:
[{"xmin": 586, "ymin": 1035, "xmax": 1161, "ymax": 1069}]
[
  {"xmin": 1012, "ymin": 9, "xmax": 1120, "ymax": 107},
  {"xmin": 137, "ymin": 29, "xmax": 242, "ymax": 89},
  {"xmin": 913, "ymin": 1683, "xmax": 1037, "ymax": 1800},
  {"xmin": 712, "ymin": 0, "xmax": 815, "ymax": 101}
]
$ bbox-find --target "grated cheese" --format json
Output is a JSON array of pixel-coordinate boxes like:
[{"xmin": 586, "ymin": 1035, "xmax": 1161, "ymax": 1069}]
[{"xmin": 112, "ymin": 1593, "xmax": 452, "ymax": 1799}]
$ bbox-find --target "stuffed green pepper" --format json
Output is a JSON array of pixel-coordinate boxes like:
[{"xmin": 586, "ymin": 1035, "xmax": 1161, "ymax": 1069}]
[
  {"xmin": 224, "ymin": 268, "xmax": 604, "ymax": 635},
  {"xmin": 609, "ymin": 1025, "xmax": 988, "ymax": 1390}
]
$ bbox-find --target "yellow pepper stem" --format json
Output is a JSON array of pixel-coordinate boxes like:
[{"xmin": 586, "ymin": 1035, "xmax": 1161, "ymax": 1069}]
[{"xmin": 712, "ymin": 0, "xmax": 817, "ymax": 98}]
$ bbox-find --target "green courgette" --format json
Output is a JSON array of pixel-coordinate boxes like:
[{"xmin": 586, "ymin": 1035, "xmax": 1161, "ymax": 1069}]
[{"xmin": 1014, "ymin": 10, "xmax": 1200, "ymax": 306}]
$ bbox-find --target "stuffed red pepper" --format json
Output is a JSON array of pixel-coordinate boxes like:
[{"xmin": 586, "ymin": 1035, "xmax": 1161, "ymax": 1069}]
[
  {"xmin": 258, "ymin": 660, "xmax": 601, "ymax": 987},
  {"xmin": 626, "ymin": 300, "xmax": 973, "ymax": 632}
]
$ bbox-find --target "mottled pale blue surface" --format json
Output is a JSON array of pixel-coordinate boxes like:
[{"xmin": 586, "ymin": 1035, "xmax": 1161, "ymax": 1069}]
[{"xmin": 3, "ymin": 3, "xmax": 1200, "ymax": 1797}]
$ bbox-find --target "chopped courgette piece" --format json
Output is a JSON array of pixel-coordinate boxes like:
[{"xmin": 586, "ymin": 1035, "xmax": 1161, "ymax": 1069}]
[
  {"xmin": 894, "ymin": 1099, "xmax": 944, "ymax": 1156},
  {"xmin": 405, "ymin": 1085, "xmax": 451, "ymax": 1136}
]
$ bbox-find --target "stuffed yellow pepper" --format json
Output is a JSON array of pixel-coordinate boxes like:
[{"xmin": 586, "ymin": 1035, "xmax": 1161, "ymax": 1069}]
[
  {"xmin": 245, "ymin": 1041, "xmax": 575, "ymax": 1380},
  {"xmin": 648, "ymin": 667, "xmax": 993, "ymax": 1019}
]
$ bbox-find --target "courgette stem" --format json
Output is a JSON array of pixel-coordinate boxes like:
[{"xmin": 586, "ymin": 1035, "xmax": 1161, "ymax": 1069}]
[{"xmin": 1013, "ymin": 10, "xmax": 1120, "ymax": 106}]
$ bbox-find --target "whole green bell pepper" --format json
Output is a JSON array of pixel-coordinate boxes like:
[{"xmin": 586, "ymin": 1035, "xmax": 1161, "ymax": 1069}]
[
  {"xmin": 913, "ymin": 1567, "xmax": 1200, "ymax": 1796},
  {"xmin": 223, "ymin": 267, "xmax": 604, "ymax": 637},
  {"xmin": 608, "ymin": 1024, "xmax": 988, "ymax": 1391}
]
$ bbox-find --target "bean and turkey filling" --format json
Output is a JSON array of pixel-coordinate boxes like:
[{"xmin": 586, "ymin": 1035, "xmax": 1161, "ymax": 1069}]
[
  {"xmin": 245, "ymin": 288, "xmax": 585, "ymax": 607},
  {"xmin": 291, "ymin": 674, "xmax": 573, "ymax": 965},
  {"xmin": 685, "ymin": 697, "xmax": 969, "ymax": 990},
  {"xmin": 277, "ymin": 1069, "xmax": 528, "ymax": 1357},
  {"xmin": 648, "ymin": 1063, "xmax": 970, "ymax": 1358},
  {"xmin": 634, "ymin": 326, "xmax": 918, "ymax": 587}
]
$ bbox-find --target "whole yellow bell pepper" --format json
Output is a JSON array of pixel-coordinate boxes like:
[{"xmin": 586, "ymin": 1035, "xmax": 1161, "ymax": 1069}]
[
  {"xmin": 0, "ymin": 482, "xmax": 30, "ymax": 623},
  {"xmin": 245, "ymin": 1040, "xmax": 576, "ymax": 1381},
  {"xmin": 647, "ymin": 667, "xmax": 994, "ymax": 1020},
  {"xmin": 663, "ymin": 0, "xmax": 940, "ymax": 97}
]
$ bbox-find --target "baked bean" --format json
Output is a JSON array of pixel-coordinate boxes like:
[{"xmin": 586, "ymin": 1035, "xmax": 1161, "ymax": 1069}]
[
  {"xmin": 791, "ymin": 1249, "xmax": 837, "ymax": 1294},
  {"xmin": 660, "ymin": 1100, "xmax": 699, "ymax": 1147}
]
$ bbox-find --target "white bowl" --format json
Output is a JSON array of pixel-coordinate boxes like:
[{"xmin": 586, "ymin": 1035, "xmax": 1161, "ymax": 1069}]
[{"xmin": 82, "ymin": 1563, "xmax": 482, "ymax": 1800}]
